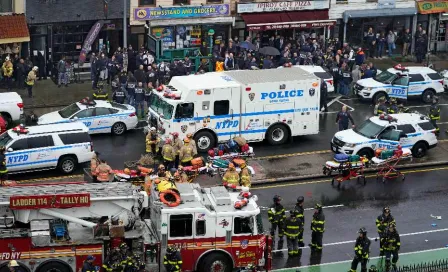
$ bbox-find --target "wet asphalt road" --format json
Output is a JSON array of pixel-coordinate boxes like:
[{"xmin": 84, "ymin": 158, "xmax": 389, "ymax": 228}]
[
  {"xmin": 10, "ymin": 93, "xmax": 448, "ymax": 181},
  {"xmin": 251, "ymin": 166, "xmax": 448, "ymax": 270}
]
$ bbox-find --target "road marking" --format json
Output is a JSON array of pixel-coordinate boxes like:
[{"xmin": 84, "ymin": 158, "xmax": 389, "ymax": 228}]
[
  {"xmin": 252, "ymin": 166, "xmax": 448, "ymax": 190},
  {"xmin": 272, "ymin": 228, "xmax": 448, "ymax": 253},
  {"xmin": 255, "ymin": 150, "xmax": 330, "ymax": 160},
  {"xmin": 273, "ymin": 247, "xmax": 448, "ymax": 271}
]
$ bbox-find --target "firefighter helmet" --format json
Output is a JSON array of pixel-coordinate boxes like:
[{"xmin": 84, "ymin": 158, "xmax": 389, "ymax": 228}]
[
  {"xmin": 358, "ymin": 227, "xmax": 367, "ymax": 235},
  {"xmin": 290, "ymin": 210, "xmax": 298, "ymax": 217},
  {"xmin": 388, "ymin": 222, "xmax": 396, "ymax": 229},
  {"xmin": 165, "ymin": 138, "xmax": 172, "ymax": 144},
  {"xmin": 150, "ymin": 127, "xmax": 156, "ymax": 132},
  {"xmin": 273, "ymin": 195, "xmax": 281, "ymax": 203},
  {"xmin": 183, "ymin": 137, "xmax": 190, "ymax": 143},
  {"xmin": 171, "ymin": 132, "xmax": 179, "ymax": 137},
  {"xmin": 228, "ymin": 163, "xmax": 235, "ymax": 170},
  {"xmin": 383, "ymin": 206, "xmax": 390, "ymax": 213},
  {"xmin": 390, "ymin": 97, "xmax": 397, "ymax": 104},
  {"xmin": 9, "ymin": 261, "xmax": 19, "ymax": 267},
  {"xmin": 158, "ymin": 164, "xmax": 165, "ymax": 170},
  {"xmin": 297, "ymin": 196, "xmax": 304, "ymax": 203},
  {"xmin": 315, "ymin": 203, "xmax": 323, "ymax": 210},
  {"xmin": 433, "ymin": 96, "xmax": 439, "ymax": 103},
  {"xmin": 187, "ymin": 133, "xmax": 193, "ymax": 138},
  {"xmin": 166, "ymin": 246, "xmax": 177, "ymax": 255},
  {"xmin": 119, "ymin": 242, "xmax": 128, "ymax": 250}
]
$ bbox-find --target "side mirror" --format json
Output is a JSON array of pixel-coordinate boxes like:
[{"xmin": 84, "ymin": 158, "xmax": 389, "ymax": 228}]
[
  {"xmin": 72, "ymin": 117, "xmax": 79, "ymax": 121},
  {"xmin": 7, "ymin": 148, "xmax": 13, "ymax": 152}
]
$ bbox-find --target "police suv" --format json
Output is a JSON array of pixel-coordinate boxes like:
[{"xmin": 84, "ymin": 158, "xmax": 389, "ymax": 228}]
[
  {"xmin": 355, "ymin": 65, "xmax": 444, "ymax": 103},
  {"xmin": 0, "ymin": 123, "xmax": 94, "ymax": 174},
  {"xmin": 37, "ymin": 99, "xmax": 138, "ymax": 135},
  {"xmin": 331, "ymin": 113, "xmax": 437, "ymax": 158}
]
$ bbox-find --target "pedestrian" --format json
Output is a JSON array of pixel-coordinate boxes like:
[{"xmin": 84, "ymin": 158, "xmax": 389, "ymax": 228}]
[
  {"xmin": 320, "ymin": 79, "xmax": 328, "ymax": 112},
  {"xmin": 336, "ymin": 105, "xmax": 355, "ymax": 131},
  {"xmin": 284, "ymin": 210, "xmax": 302, "ymax": 256},
  {"xmin": 402, "ymin": 29, "xmax": 412, "ymax": 57},
  {"xmin": 429, "ymin": 97, "xmax": 440, "ymax": 134},
  {"xmin": 355, "ymin": 47, "xmax": 365, "ymax": 66},
  {"xmin": 351, "ymin": 65, "xmax": 361, "ymax": 92},
  {"xmin": 57, "ymin": 56, "xmax": 67, "ymax": 87},
  {"xmin": 383, "ymin": 222, "xmax": 401, "ymax": 272},
  {"xmin": 8, "ymin": 260, "xmax": 25, "ymax": 272},
  {"xmin": 95, "ymin": 160, "xmax": 113, "ymax": 182},
  {"xmin": 0, "ymin": 146, "xmax": 8, "ymax": 186},
  {"xmin": 126, "ymin": 72, "xmax": 137, "ymax": 106},
  {"xmin": 387, "ymin": 30, "xmax": 396, "ymax": 57},
  {"xmin": 179, "ymin": 137, "xmax": 194, "ymax": 166},
  {"xmin": 368, "ymin": 62, "xmax": 378, "ymax": 77},
  {"xmin": 161, "ymin": 138, "xmax": 175, "ymax": 170},
  {"xmin": 81, "ymin": 255, "xmax": 97, "ymax": 272},
  {"xmin": 239, "ymin": 161, "xmax": 252, "ymax": 188},
  {"xmin": 147, "ymin": 66, "xmax": 156, "ymax": 87},
  {"xmin": 309, "ymin": 203, "xmax": 325, "ymax": 252},
  {"xmin": 2, "ymin": 56, "xmax": 14, "ymax": 91},
  {"xmin": 294, "ymin": 196, "xmax": 305, "ymax": 247},
  {"xmin": 134, "ymin": 82, "xmax": 145, "ymax": 119},
  {"xmin": 134, "ymin": 65, "xmax": 147, "ymax": 85},
  {"xmin": 15, "ymin": 58, "xmax": 26, "ymax": 89},
  {"xmin": 349, "ymin": 227, "xmax": 371, "ymax": 272},
  {"xmin": 146, "ymin": 127, "xmax": 160, "ymax": 155},
  {"xmin": 90, "ymin": 152, "xmax": 100, "ymax": 183},
  {"xmin": 268, "ymin": 195, "xmax": 286, "ymax": 250},
  {"xmin": 225, "ymin": 53, "xmax": 235, "ymax": 70},
  {"xmin": 364, "ymin": 27, "xmax": 376, "ymax": 58},
  {"xmin": 90, "ymin": 53, "xmax": 99, "ymax": 89},
  {"xmin": 338, "ymin": 62, "xmax": 352, "ymax": 97},
  {"xmin": 163, "ymin": 246, "xmax": 182, "ymax": 272},
  {"xmin": 374, "ymin": 97, "xmax": 388, "ymax": 115},
  {"xmin": 377, "ymin": 32, "xmax": 386, "ymax": 58},
  {"xmin": 174, "ymin": 166, "xmax": 189, "ymax": 183},
  {"xmin": 362, "ymin": 66, "xmax": 374, "ymax": 79},
  {"xmin": 98, "ymin": 53, "xmax": 108, "ymax": 82},
  {"xmin": 376, "ymin": 206, "xmax": 395, "ymax": 255},
  {"xmin": 25, "ymin": 66, "xmax": 38, "ymax": 98}
]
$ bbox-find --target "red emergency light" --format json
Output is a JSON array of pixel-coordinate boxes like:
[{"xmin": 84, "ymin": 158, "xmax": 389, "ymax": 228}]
[
  {"xmin": 12, "ymin": 124, "xmax": 28, "ymax": 135},
  {"xmin": 393, "ymin": 64, "xmax": 408, "ymax": 71}
]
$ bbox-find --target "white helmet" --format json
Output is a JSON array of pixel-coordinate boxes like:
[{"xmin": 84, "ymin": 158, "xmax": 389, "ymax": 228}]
[
  {"xmin": 32, "ymin": 66, "xmax": 39, "ymax": 71},
  {"xmin": 9, "ymin": 260, "xmax": 19, "ymax": 267},
  {"xmin": 150, "ymin": 127, "xmax": 156, "ymax": 132}
]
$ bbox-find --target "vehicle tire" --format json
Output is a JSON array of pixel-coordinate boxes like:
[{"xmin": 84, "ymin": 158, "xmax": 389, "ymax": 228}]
[
  {"xmin": 112, "ymin": 122, "xmax": 127, "ymax": 135},
  {"xmin": 373, "ymin": 92, "xmax": 388, "ymax": 104},
  {"xmin": 198, "ymin": 252, "xmax": 232, "ymax": 272},
  {"xmin": 412, "ymin": 142, "xmax": 427, "ymax": 158},
  {"xmin": 422, "ymin": 89, "xmax": 436, "ymax": 103},
  {"xmin": 194, "ymin": 130, "xmax": 216, "ymax": 153},
  {"xmin": 58, "ymin": 156, "xmax": 77, "ymax": 174},
  {"xmin": 266, "ymin": 124, "xmax": 289, "ymax": 145},
  {"xmin": 0, "ymin": 112, "xmax": 12, "ymax": 128},
  {"xmin": 37, "ymin": 261, "xmax": 71, "ymax": 272},
  {"xmin": 357, "ymin": 148, "xmax": 374, "ymax": 159}
]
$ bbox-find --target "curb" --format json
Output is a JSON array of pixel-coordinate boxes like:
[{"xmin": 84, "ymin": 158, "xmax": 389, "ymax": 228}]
[
  {"xmin": 26, "ymin": 103, "xmax": 70, "ymax": 110},
  {"xmin": 252, "ymin": 160, "xmax": 448, "ymax": 186}
]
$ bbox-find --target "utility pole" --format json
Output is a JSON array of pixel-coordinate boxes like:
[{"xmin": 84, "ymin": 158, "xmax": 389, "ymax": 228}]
[{"xmin": 123, "ymin": 0, "xmax": 127, "ymax": 48}]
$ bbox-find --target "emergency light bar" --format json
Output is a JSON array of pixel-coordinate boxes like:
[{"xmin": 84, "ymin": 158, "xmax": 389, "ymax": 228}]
[
  {"xmin": 79, "ymin": 97, "xmax": 96, "ymax": 106},
  {"xmin": 379, "ymin": 114, "xmax": 397, "ymax": 123},
  {"xmin": 393, "ymin": 64, "xmax": 409, "ymax": 72},
  {"xmin": 12, "ymin": 124, "xmax": 28, "ymax": 135}
]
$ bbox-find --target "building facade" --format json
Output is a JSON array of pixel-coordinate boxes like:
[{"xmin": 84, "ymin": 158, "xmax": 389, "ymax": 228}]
[{"xmin": 417, "ymin": 0, "xmax": 448, "ymax": 52}]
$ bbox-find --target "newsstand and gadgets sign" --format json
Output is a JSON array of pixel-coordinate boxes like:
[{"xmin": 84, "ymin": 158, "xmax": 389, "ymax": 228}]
[
  {"xmin": 134, "ymin": 4, "xmax": 230, "ymax": 20},
  {"xmin": 10, "ymin": 193, "xmax": 91, "ymax": 210}
]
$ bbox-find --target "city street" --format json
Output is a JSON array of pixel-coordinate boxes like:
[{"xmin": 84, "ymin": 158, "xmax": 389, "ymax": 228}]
[{"xmin": 251, "ymin": 166, "xmax": 448, "ymax": 270}]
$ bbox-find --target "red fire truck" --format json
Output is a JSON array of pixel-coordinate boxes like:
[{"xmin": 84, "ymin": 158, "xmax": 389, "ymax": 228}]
[{"xmin": 0, "ymin": 182, "xmax": 271, "ymax": 272}]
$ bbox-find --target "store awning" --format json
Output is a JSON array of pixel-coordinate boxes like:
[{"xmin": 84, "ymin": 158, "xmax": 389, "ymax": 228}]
[
  {"xmin": 343, "ymin": 7, "xmax": 417, "ymax": 23},
  {"xmin": 0, "ymin": 14, "xmax": 30, "ymax": 44},
  {"xmin": 149, "ymin": 16, "xmax": 234, "ymax": 27},
  {"xmin": 241, "ymin": 10, "xmax": 334, "ymax": 31}
]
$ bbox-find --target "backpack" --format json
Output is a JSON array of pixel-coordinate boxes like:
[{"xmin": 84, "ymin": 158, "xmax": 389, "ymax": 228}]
[
  {"xmin": 208, "ymin": 149, "xmax": 215, "ymax": 158},
  {"xmin": 334, "ymin": 153, "xmax": 349, "ymax": 162},
  {"xmin": 241, "ymin": 143, "xmax": 250, "ymax": 153}
]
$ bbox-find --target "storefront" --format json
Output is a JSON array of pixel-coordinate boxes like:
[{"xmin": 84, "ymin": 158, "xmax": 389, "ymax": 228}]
[
  {"xmin": 132, "ymin": 4, "xmax": 233, "ymax": 52},
  {"xmin": 235, "ymin": 0, "xmax": 334, "ymax": 42},
  {"xmin": 417, "ymin": 0, "xmax": 448, "ymax": 52},
  {"xmin": 0, "ymin": 14, "xmax": 30, "ymax": 59}
]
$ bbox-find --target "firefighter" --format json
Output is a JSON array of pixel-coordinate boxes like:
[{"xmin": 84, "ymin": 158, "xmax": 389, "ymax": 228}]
[
  {"xmin": 145, "ymin": 127, "xmax": 160, "ymax": 155},
  {"xmin": 102, "ymin": 248, "xmax": 122, "ymax": 272},
  {"xmin": 8, "ymin": 260, "xmax": 24, "ymax": 272},
  {"xmin": 132, "ymin": 254, "xmax": 145, "ymax": 272},
  {"xmin": 428, "ymin": 97, "xmax": 440, "ymax": 134},
  {"xmin": 93, "ymin": 82, "xmax": 109, "ymax": 100},
  {"xmin": 349, "ymin": 227, "xmax": 371, "ymax": 272},
  {"xmin": 174, "ymin": 165, "xmax": 189, "ymax": 183},
  {"xmin": 179, "ymin": 138, "xmax": 194, "ymax": 166},
  {"xmin": 376, "ymin": 206, "xmax": 395, "ymax": 255},
  {"xmin": 119, "ymin": 243, "xmax": 131, "ymax": 259},
  {"xmin": 161, "ymin": 138, "xmax": 175, "ymax": 170},
  {"xmin": 95, "ymin": 160, "xmax": 113, "ymax": 182},
  {"xmin": 222, "ymin": 163, "xmax": 239, "ymax": 187},
  {"xmin": 90, "ymin": 151, "xmax": 100, "ymax": 183},
  {"xmin": 239, "ymin": 161, "xmax": 252, "ymax": 187},
  {"xmin": 309, "ymin": 203, "xmax": 325, "ymax": 251},
  {"xmin": 284, "ymin": 210, "xmax": 302, "ymax": 256},
  {"xmin": 388, "ymin": 98, "xmax": 399, "ymax": 114},
  {"xmin": 186, "ymin": 133, "xmax": 197, "ymax": 156},
  {"xmin": 0, "ymin": 146, "xmax": 8, "ymax": 186},
  {"xmin": 82, "ymin": 255, "xmax": 97, "ymax": 272},
  {"xmin": 121, "ymin": 256, "xmax": 137, "ymax": 272},
  {"xmin": 383, "ymin": 222, "xmax": 401, "ymax": 272},
  {"xmin": 158, "ymin": 164, "xmax": 172, "ymax": 179},
  {"xmin": 171, "ymin": 132, "xmax": 182, "ymax": 168},
  {"xmin": 163, "ymin": 246, "xmax": 182, "ymax": 272},
  {"xmin": 268, "ymin": 195, "xmax": 286, "ymax": 249},
  {"xmin": 374, "ymin": 97, "xmax": 388, "ymax": 116},
  {"xmin": 294, "ymin": 196, "xmax": 305, "ymax": 247}
]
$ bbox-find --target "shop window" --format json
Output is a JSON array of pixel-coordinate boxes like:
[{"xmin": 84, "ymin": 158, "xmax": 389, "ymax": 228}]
[
  {"xmin": 173, "ymin": 0, "xmax": 189, "ymax": 5},
  {"xmin": 0, "ymin": 0, "xmax": 12, "ymax": 12},
  {"xmin": 170, "ymin": 214, "xmax": 193, "ymax": 237},
  {"xmin": 139, "ymin": 0, "xmax": 155, "ymax": 6}
]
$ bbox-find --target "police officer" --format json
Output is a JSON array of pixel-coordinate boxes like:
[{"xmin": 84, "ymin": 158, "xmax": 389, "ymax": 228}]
[
  {"xmin": 163, "ymin": 246, "xmax": 182, "ymax": 272},
  {"xmin": 336, "ymin": 105, "xmax": 355, "ymax": 131},
  {"xmin": 268, "ymin": 195, "xmax": 286, "ymax": 249},
  {"xmin": 81, "ymin": 255, "xmax": 97, "ymax": 272},
  {"xmin": 112, "ymin": 86, "xmax": 127, "ymax": 104},
  {"xmin": 320, "ymin": 79, "xmax": 328, "ymax": 112},
  {"xmin": 126, "ymin": 73, "xmax": 137, "ymax": 106},
  {"xmin": 428, "ymin": 97, "xmax": 440, "ymax": 134},
  {"xmin": 294, "ymin": 196, "xmax": 305, "ymax": 247},
  {"xmin": 376, "ymin": 206, "xmax": 395, "ymax": 256},
  {"xmin": 388, "ymin": 98, "xmax": 399, "ymax": 114},
  {"xmin": 179, "ymin": 138, "xmax": 194, "ymax": 166},
  {"xmin": 383, "ymin": 222, "xmax": 401, "ymax": 272},
  {"xmin": 338, "ymin": 62, "xmax": 352, "ymax": 97},
  {"xmin": 0, "ymin": 146, "xmax": 8, "ymax": 186},
  {"xmin": 284, "ymin": 210, "xmax": 303, "ymax": 256},
  {"xmin": 134, "ymin": 82, "xmax": 145, "ymax": 119},
  {"xmin": 349, "ymin": 227, "xmax": 371, "ymax": 272},
  {"xmin": 309, "ymin": 203, "xmax": 325, "ymax": 251},
  {"xmin": 374, "ymin": 97, "xmax": 388, "ymax": 116}
]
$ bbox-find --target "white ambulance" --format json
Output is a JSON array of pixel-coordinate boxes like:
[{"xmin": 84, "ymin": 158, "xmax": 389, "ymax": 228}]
[{"xmin": 147, "ymin": 67, "xmax": 321, "ymax": 152}]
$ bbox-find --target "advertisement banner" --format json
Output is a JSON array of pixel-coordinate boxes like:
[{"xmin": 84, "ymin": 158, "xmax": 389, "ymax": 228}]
[
  {"xmin": 237, "ymin": 0, "xmax": 329, "ymax": 13},
  {"xmin": 10, "ymin": 193, "xmax": 91, "ymax": 210},
  {"xmin": 79, "ymin": 20, "xmax": 105, "ymax": 66},
  {"xmin": 248, "ymin": 21, "xmax": 336, "ymax": 31},
  {"xmin": 134, "ymin": 4, "xmax": 230, "ymax": 20},
  {"xmin": 417, "ymin": 0, "xmax": 448, "ymax": 14}
]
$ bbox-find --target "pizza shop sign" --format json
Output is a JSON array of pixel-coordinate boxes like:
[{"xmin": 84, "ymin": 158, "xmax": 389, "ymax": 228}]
[{"xmin": 237, "ymin": 0, "xmax": 329, "ymax": 13}]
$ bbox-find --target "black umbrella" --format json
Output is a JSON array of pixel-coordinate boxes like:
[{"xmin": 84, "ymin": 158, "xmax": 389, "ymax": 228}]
[{"xmin": 259, "ymin": 46, "xmax": 280, "ymax": 56}]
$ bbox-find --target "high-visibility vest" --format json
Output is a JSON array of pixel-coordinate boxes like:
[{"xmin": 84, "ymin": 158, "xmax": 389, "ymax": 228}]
[{"xmin": 215, "ymin": 61, "xmax": 224, "ymax": 72}]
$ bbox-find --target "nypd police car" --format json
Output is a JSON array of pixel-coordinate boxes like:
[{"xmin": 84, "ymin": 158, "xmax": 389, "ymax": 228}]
[
  {"xmin": 331, "ymin": 113, "xmax": 437, "ymax": 158},
  {"xmin": 37, "ymin": 99, "xmax": 138, "ymax": 135},
  {"xmin": 355, "ymin": 65, "xmax": 444, "ymax": 103}
]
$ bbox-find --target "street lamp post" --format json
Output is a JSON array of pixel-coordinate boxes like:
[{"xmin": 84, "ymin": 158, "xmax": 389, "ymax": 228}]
[{"xmin": 123, "ymin": 0, "xmax": 127, "ymax": 48}]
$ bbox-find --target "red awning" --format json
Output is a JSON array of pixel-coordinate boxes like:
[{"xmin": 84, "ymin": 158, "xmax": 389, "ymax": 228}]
[
  {"xmin": 242, "ymin": 10, "xmax": 335, "ymax": 31},
  {"xmin": 0, "ymin": 14, "xmax": 30, "ymax": 44}
]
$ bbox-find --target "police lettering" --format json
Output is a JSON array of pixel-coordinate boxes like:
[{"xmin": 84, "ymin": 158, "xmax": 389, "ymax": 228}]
[
  {"xmin": 260, "ymin": 90, "xmax": 304, "ymax": 100},
  {"xmin": 7, "ymin": 155, "xmax": 29, "ymax": 164},
  {"xmin": 215, "ymin": 120, "xmax": 239, "ymax": 129},
  {"xmin": 83, "ymin": 121, "xmax": 92, "ymax": 127}
]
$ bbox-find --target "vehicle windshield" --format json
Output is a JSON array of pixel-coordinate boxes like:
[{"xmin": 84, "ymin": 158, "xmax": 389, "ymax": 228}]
[
  {"xmin": 375, "ymin": 70, "xmax": 397, "ymax": 84},
  {"xmin": 354, "ymin": 119, "xmax": 384, "ymax": 139},
  {"xmin": 0, "ymin": 132, "xmax": 13, "ymax": 147},
  {"xmin": 58, "ymin": 103, "xmax": 81, "ymax": 118},
  {"xmin": 148, "ymin": 95, "xmax": 174, "ymax": 119}
]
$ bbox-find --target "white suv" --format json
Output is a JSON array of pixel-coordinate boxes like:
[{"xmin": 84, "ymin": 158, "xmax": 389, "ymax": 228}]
[
  {"xmin": 0, "ymin": 123, "xmax": 94, "ymax": 174},
  {"xmin": 355, "ymin": 66, "xmax": 444, "ymax": 103},
  {"xmin": 331, "ymin": 113, "xmax": 437, "ymax": 158}
]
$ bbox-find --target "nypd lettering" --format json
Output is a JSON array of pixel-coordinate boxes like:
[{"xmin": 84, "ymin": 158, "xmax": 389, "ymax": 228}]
[
  {"xmin": 83, "ymin": 121, "xmax": 92, "ymax": 127},
  {"xmin": 260, "ymin": 90, "xmax": 304, "ymax": 103},
  {"xmin": 7, "ymin": 154, "xmax": 29, "ymax": 164},
  {"xmin": 215, "ymin": 120, "xmax": 239, "ymax": 129}
]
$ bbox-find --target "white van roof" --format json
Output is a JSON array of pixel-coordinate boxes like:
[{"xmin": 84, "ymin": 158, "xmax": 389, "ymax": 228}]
[
  {"xmin": 9, "ymin": 123, "xmax": 89, "ymax": 139},
  {"xmin": 169, "ymin": 73, "xmax": 241, "ymax": 90},
  {"xmin": 224, "ymin": 67, "xmax": 318, "ymax": 85}
]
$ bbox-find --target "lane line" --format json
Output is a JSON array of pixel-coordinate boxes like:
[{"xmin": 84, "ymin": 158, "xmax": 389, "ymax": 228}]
[
  {"xmin": 408, "ymin": 103, "xmax": 448, "ymax": 108},
  {"xmin": 273, "ymin": 247, "xmax": 448, "ymax": 271},
  {"xmin": 255, "ymin": 150, "xmax": 329, "ymax": 160},
  {"xmin": 272, "ymin": 228, "xmax": 448, "ymax": 253},
  {"xmin": 326, "ymin": 96, "xmax": 342, "ymax": 108},
  {"xmin": 337, "ymin": 100, "xmax": 355, "ymax": 112}
]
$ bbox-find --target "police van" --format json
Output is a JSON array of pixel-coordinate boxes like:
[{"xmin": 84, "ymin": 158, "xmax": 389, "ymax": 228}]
[
  {"xmin": 147, "ymin": 67, "xmax": 321, "ymax": 152},
  {"xmin": 355, "ymin": 65, "xmax": 444, "ymax": 103},
  {"xmin": 331, "ymin": 113, "xmax": 438, "ymax": 158},
  {"xmin": 0, "ymin": 123, "xmax": 94, "ymax": 174}
]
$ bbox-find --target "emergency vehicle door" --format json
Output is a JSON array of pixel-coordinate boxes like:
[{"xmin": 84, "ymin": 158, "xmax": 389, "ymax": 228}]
[
  {"xmin": 232, "ymin": 216, "xmax": 256, "ymax": 267},
  {"xmin": 192, "ymin": 212, "xmax": 211, "ymax": 262},
  {"xmin": 174, "ymin": 102, "xmax": 196, "ymax": 135},
  {"xmin": 92, "ymin": 107, "xmax": 113, "ymax": 133},
  {"xmin": 167, "ymin": 213, "xmax": 194, "ymax": 265},
  {"xmin": 215, "ymin": 215, "xmax": 233, "ymax": 256},
  {"xmin": 387, "ymin": 76, "xmax": 409, "ymax": 100},
  {"xmin": 243, "ymin": 103, "xmax": 264, "ymax": 141},
  {"xmin": 376, "ymin": 126, "xmax": 401, "ymax": 149},
  {"xmin": 210, "ymin": 88, "xmax": 240, "ymax": 137}
]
